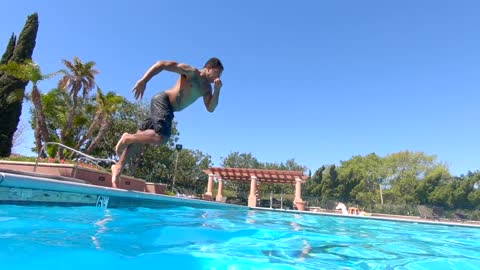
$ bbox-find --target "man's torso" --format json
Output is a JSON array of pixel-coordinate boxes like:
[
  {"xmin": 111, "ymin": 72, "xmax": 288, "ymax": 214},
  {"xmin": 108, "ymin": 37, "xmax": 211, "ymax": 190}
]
[{"xmin": 165, "ymin": 72, "xmax": 210, "ymax": 112}]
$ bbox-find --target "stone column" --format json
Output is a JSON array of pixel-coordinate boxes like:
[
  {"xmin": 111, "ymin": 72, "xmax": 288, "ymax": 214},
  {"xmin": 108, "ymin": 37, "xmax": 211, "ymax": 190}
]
[
  {"xmin": 204, "ymin": 173, "xmax": 214, "ymax": 201},
  {"xmin": 216, "ymin": 178, "xmax": 224, "ymax": 202},
  {"xmin": 248, "ymin": 176, "xmax": 257, "ymax": 207},
  {"xmin": 294, "ymin": 178, "xmax": 305, "ymax": 210}
]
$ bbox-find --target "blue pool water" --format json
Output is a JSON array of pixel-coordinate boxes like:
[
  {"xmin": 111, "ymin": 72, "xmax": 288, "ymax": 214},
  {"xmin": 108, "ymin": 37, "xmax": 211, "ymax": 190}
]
[{"xmin": 1, "ymin": 204, "xmax": 479, "ymax": 270}]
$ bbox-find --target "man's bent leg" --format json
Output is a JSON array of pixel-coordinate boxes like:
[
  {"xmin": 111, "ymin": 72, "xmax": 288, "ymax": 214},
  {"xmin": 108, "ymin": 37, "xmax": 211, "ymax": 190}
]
[
  {"xmin": 111, "ymin": 130, "xmax": 166, "ymax": 188},
  {"xmin": 115, "ymin": 129, "xmax": 164, "ymax": 157},
  {"xmin": 111, "ymin": 144, "xmax": 140, "ymax": 188},
  {"xmin": 115, "ymin": 133, "xmax": 128, "ymax": 157}
]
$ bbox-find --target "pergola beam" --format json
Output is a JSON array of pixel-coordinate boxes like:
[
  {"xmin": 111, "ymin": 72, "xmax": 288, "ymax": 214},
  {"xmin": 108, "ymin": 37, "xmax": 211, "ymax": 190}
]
[
  {"xmin": 202, "ymin": 167, "xmax": 308, "ymax": 210},
  {"xmin": 204, "ymin": 167, "xmax": 307, "ymax": 184}
]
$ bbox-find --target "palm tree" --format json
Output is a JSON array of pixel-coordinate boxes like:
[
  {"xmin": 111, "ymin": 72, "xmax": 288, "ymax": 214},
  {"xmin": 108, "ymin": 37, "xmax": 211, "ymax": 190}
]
[
  {"xmin": 58, "ymin": 57, "xmax": 99, "ymax": 148},
  {"xmin": 85, "ymin": 94, "xmax": 124, "ymax": 154},
  {"xmin": 77, "ymin": 86, "xmax": 125, "ymax": 154},
  {"xmin": 0, "ymin": 60, "xmax": 59, "ymax": 154}
]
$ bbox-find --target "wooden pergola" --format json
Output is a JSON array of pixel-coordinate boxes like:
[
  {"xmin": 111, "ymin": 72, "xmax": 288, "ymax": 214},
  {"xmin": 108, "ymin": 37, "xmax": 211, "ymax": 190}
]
[{"xmin": 202, "ymin": 167, "xmax": 308, "ymax": 209}]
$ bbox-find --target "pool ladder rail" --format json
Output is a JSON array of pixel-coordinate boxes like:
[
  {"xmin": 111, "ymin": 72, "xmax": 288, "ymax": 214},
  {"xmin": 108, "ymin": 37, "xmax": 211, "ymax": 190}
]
[{"xmin": 33, "ymin": 142, "xmax": 117, "ymax": 179}]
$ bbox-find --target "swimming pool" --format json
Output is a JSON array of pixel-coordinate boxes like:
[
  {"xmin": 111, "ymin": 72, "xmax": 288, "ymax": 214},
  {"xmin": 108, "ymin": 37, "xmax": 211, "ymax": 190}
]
[{"xmin": 1, "ymin": 204, "xmax": 479, "ymax": 270}]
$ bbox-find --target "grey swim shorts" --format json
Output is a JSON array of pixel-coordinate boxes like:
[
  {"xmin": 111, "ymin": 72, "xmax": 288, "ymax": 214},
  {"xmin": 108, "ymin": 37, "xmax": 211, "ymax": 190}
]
[{"xmin": 139, "ymin": 91, "xmax": 174, "ymax": 139}]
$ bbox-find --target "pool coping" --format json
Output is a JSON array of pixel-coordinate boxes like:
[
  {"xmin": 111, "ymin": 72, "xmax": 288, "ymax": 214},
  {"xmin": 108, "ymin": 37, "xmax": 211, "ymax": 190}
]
[{"xmin": 0, "ymin": 170, "xmax": 245, "ymax": 210}]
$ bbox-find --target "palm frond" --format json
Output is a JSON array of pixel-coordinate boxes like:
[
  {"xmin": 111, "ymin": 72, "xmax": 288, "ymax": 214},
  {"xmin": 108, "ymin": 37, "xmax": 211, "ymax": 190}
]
[
  {"xmin": 62, "ymin": 59, "xmax": 74, "ymax": 71},
  {"xmin": 0, "ymin": 60, "xmax": 59, "ymax": 86},
  {"xmin": 0, "ymin": 61, "xmax": 30, "ymax": 81},
  {"xmin": 43, "ymin": 70, "xmax": 62, "ymax": 80}
]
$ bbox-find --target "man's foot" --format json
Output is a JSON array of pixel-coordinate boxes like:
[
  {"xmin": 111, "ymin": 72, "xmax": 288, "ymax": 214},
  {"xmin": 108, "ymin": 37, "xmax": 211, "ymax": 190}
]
[
  {"xmin": 115, "ymin": 133, "xmax": 128, "ymax": 157},
  {"xmin": 111, "ymin": 164, "xmax": 121, "ymax": 188}
]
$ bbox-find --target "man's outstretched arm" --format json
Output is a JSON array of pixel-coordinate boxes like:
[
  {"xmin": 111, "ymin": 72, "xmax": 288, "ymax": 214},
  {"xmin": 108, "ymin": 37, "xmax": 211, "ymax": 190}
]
[
  {"xmin": 133, "ymin": 61, "xmax": 196, "ymax": 100},
  {"xmin": 204, "ymin": 78, "xmax": 222, "ymax": 112}
]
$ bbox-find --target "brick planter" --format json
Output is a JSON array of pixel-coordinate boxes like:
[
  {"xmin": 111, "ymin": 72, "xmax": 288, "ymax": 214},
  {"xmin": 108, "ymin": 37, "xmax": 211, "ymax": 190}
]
[
  {"xmin": 145, "ymin": 182, "xmax": 167, "ymax": 194},
  {"xmin": 0, "ymin": 160, "xmax": 146, "ymax": 192},
  {"xmin": 73, "ymin": 166, "xmax": 112, "ymax": 187},
  {"xmin": 117, "ymin": 175, "xmax": 146, "ymax": 192},
  {"xmin": 0, "ymin": 160, "xmax": 75, "ymax": 177}
]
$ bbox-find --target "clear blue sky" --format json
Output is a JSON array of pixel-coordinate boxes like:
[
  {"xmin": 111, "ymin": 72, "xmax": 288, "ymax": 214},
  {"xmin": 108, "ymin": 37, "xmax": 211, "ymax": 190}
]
[{"xmin": 1, "ymin": 1, "xmax": 479, "ymax": 176}]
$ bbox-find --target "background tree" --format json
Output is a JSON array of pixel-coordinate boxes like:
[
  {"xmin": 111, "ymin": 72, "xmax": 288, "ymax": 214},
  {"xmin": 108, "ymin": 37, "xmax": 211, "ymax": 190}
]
[
  {"xmin": 320, "ymin": 165, "xmax": 340, "ymax": 203},
  {"xmin": 466, "ymin": 171, "xmax": 480, "ymax": 209},
  {"xmin": 0, "ymin": 34, "xmax": 16, "ymax": 64},
  {"xmin": 58, "ymin": 57, "xmax": 99, "ymax": 154},
  {"xmin": 383, "ymin": 151, "xmax": 446, "ymax": 205},
  {"xmin": 38, "ymin": 86, "xmax": 125, "ymax": 158},
  {"xmin": 171, "ymin": 149, "xmax": 212, "ymax": 193},
  {"xmin": 336, "ymin": 155, "xmax": 367, "ymax": 204},
  {"xmin": 0, "ymin": 60, "xmax": 59, "ymax": 155},
  {"xmin": 221, "ymin": 152, "xmax": 262, "ymax": 168},
  {"xmin": 83, "ymin": 88, "xmax": 124, "ymax": 154},
  {"xmin": 304, "ymin": 165, "xmax": 325, "ymax": 199},
  {"xmin": 0, "ymin": 13, "xmax": 38, "ymax": 157},
  {"xmin": 345, "ymin": 154, "xmax": 383, "ymax": 208},
  {"xmin": 415, "ymin": 166, "xmax": 451, "ymax": 205},
  {"xmin": 38, "ymin": 88, "xmax": 72, "ymax": 155},
  {"xmin": 87, "ymin": 100, "xmax": 145, "ymax": 159}
]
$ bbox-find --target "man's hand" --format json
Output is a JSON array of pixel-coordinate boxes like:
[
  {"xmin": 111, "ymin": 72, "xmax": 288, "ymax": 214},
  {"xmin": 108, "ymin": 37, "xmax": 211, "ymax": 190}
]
[
  {"xmin": 132, "ymin": 79, "xmax": 147, "ymax": 100},
  {"xmin": 214, "ymin": 78, "xmax": 223, "ymax": 91}
]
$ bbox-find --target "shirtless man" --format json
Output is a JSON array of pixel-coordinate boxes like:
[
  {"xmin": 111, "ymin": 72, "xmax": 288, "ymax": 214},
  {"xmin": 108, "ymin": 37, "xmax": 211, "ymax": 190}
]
[{"xmin": 111, "ymin": 57, "xmax": 223, "ymax": 188}]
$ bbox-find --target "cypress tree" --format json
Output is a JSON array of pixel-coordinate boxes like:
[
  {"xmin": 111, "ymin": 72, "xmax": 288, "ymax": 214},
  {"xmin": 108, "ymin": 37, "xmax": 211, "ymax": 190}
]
[
  {"xmin": 0, "ymin": 34, "xmax": 16, "ymax": 111},
  {"xmin": 0, "ymin": 34, "xmax": 16, "ymax": 112},
  {"xmin": 0, "ymin": 13, "xmax": 39, "ymax": 157},
  {"xmin": 10, "ymin": 13, "xmax": 38, "ymax": 63},
  {"xmin": 0, "ymin": 34, "xmax": 16, "ymax": 64}
]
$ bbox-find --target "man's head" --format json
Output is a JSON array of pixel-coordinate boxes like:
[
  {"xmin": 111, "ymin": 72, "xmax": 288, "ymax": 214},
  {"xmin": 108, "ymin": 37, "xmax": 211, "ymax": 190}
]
[{"xmin": 204, "ymin": 57, "xmax": 223, "ymax": 82}]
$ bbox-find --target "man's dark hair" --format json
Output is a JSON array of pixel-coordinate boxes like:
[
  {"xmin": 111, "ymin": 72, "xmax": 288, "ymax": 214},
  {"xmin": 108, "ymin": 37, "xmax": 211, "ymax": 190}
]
[{"xmin": 204, "ymin": 57, "xmax": 224, "ymax": 71}]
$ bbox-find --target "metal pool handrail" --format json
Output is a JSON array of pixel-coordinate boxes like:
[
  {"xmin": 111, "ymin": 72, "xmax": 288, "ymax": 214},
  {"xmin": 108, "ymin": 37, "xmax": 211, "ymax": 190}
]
[{"xmin": 34, "ymin": 142, "xmax": 116, "ymax": 177}]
